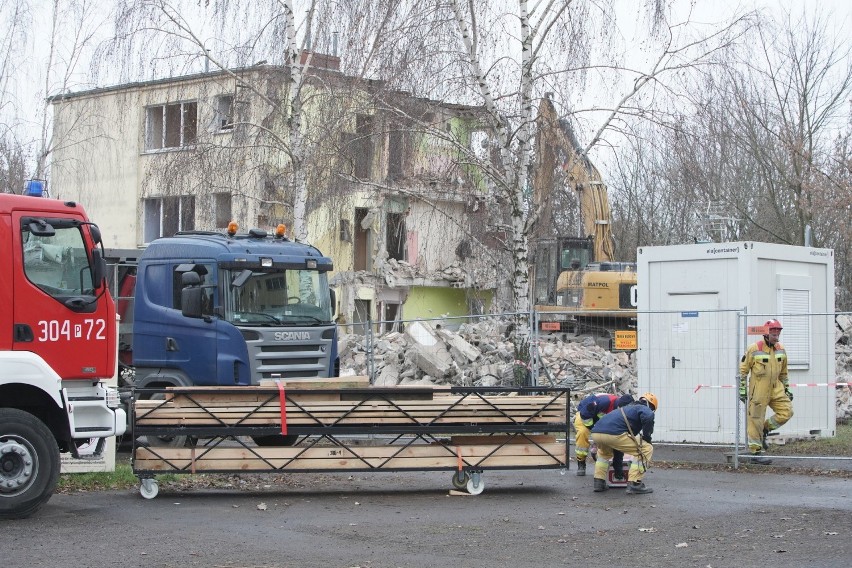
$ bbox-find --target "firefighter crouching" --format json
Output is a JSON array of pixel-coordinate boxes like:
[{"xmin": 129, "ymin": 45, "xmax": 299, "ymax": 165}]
[
  {"xmin": 739, "ymin": 319, "xmax": 794, "ymax": 465},
  {"xmin": 573, "ymin": 393, "xmax": 634, "ymax": 476},
  {"xmin": 590, "ymin": 393, "xmax": 658, "ymax": 495}
]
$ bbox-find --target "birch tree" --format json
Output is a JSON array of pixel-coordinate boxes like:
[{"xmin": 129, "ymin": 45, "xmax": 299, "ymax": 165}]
[{"xmin": 388, "ymin": 0, "xmax": 752, "ymax": 314}]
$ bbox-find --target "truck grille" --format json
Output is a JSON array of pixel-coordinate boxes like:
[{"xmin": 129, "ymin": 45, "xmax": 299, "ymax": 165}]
[{"xmin": 242, "ymin": 327, "xmax": 334, "ymax": 382}]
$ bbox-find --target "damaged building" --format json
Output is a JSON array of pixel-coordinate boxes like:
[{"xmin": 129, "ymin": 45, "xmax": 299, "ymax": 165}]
[{"xmin": 48, "ymin": 53, "xmax": 501, "ymax": 327}]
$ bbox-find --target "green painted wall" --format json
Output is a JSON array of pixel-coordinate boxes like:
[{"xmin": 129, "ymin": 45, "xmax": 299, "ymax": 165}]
[{"xmin": 403, "ymin": 286, "xmax": 493, "ymax": 320}]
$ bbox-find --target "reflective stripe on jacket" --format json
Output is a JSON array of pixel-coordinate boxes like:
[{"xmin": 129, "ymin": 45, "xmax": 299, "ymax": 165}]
[{"xmin": 739, "ymin": 340, "xmax": 788, "ymax": 387}]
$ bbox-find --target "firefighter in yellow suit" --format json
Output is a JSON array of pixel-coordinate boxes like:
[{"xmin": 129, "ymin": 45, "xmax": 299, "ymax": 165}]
[{"xmin": 738, "ymin": 319, "xmax": 794, "ymax": 465}]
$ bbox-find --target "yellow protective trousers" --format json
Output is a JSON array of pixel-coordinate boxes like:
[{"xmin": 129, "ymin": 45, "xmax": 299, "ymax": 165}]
[
  {"xmin": 746, "ymin": 378, "xmax": 793, "ymax": 454},
  {"xmin": 592, "ymin": 432, "xmax": 653, "ymax": 483},
  {"xmin": 573, "ymin": 412, "xmax": 592, "ymax": 461}
]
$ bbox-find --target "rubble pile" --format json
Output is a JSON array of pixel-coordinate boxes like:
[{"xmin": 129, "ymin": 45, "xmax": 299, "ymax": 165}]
[
  {"xmin": 835, "ymin": 314, "xmax": 852, "ymax": 420},
  {"xmin": 338, "ymin": 319, "xmax": 636, "ymax": 401},
  {"xmin": 339, "ymin": 316, "xmax": 852, "ymax": 420}
]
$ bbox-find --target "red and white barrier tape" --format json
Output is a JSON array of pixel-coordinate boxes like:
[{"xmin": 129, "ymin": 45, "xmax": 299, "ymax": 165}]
[{"xmin": 694, "ymin": 382, "xmax": 850, "ymax": 393}]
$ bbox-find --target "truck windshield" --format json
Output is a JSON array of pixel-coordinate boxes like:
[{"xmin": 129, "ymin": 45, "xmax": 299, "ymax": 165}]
[{"xmin": 222, "ymin": 268, "xmax": 332, "ymax": 325}]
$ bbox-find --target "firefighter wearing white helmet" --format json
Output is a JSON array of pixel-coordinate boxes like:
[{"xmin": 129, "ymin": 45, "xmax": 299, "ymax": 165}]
[{"xmin": 738, "ymin": 319, "xmax": 793, "ymax": 465}]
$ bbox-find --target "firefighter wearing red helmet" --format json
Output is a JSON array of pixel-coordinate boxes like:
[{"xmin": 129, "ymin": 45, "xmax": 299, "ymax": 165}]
[{"xmin": 738, "ymin": 319, "xmax": 793, "ymax": 464}]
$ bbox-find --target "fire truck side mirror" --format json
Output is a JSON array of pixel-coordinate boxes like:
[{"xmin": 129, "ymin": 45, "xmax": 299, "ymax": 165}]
[
  {"xmin": 91, "ymin": 248, "xmax": 106, "ymax": 288},
  {"xmin": 90, "ymin": 224, "xmax": 103, "ymax": 245}
]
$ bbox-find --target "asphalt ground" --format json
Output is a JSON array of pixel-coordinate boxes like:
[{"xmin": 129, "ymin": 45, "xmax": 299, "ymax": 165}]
[
  {"xmin": 6, "ymin": 458, "xmax": 852, "ymax": 568},
  {"xmin": 651, "ymin": 442, "xmax": 852, "ymax": 473}
]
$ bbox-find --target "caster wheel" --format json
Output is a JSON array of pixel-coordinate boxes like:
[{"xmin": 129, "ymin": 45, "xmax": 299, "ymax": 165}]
[
  {"xmin": 466, "ymin": 473, "xmax": 485, "ymax": 495},
  {"xmin": 140, "ymin": 478, "xmax": 159, "ymax": 500},
  {"xmin": 452, "ymin": 470, "xmax": 470, "ymax": 490}
]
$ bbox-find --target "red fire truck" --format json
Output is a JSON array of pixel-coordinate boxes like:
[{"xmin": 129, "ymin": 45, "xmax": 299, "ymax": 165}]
[{"xmin": 0, "ymin": 193, "xmax": 126, "ymax": 519}]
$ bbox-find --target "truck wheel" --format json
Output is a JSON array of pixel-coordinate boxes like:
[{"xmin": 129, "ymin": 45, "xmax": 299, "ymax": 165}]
[
  {"xmin": 0, "ymin": 408, "xmax": 61, "ymax": 519},
  {"xmin": 251, "ymin": 435, "xmax": 299, "ymax": 447},
  {"xmin": 136, "ymin": 391, "xmax": 188, "ymax": 448}
]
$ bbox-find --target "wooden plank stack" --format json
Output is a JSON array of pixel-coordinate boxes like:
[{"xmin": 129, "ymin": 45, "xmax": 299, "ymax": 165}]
[
  {"xmin": 134, "ymin": 437, "xmax": 565, "ymax": 472},
  {"xmin": 134, "ymin": 378, "xmax": 567, "ymax": 429},
  {"xmin": 132, "ymin": 378, "xmax": 569, "ymax": 475}
]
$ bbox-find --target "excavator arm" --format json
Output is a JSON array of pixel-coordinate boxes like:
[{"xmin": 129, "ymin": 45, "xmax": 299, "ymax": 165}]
[{"xmin": 534, "ymin": 97, "xmax": 615, "ymax": 263}]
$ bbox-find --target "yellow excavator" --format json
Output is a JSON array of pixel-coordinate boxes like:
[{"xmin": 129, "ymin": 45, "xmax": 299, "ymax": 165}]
[{"xmin": 531, "ymin": 97, "xmax": 637, "ymax": 349}]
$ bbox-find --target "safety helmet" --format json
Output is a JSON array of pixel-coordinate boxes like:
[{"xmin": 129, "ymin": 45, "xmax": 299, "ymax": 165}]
[
  {"xmin": 641, "ymin": 392, "xmax": 659, "ymax": 411},
  {"xmin": 765, "ymin": 319, "xmax": 783, "ymax": 331}
]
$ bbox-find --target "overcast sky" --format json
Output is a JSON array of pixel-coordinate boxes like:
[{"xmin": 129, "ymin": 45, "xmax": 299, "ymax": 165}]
[{"xmin": 3, "ymin": 0, "xmax": 850, "ymax": 181}]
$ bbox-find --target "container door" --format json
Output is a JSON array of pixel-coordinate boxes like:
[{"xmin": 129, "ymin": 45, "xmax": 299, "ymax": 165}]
[{"xmin": 647, "ymin": 293, "xmax": 723, "ymax": 433}]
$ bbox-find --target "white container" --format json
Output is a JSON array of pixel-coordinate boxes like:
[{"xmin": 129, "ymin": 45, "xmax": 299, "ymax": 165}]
[{"xmin": 636, "ymin": 242, "xmax": 835, "ymax": 443}]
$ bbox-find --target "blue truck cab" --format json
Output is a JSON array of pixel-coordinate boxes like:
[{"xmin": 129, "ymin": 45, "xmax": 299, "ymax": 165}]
[{"xmin": 130, "ymin": 227, "xmax": 338, "ymax": 388}]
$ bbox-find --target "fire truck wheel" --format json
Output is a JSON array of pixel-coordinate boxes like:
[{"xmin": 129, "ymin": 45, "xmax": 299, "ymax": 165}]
[{"xmin": 0, "ymin": 408, "xmax": 61, "ymax": 519}]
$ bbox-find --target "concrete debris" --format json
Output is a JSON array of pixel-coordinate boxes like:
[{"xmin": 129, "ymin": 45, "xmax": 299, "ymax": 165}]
[
  {"xmin": 836, "ymin": 317, "xmax": 852, "ymax": 420},
  {"xmin": 339, "ymin": 320, "xmax": 637, "ymax": 400},
  {"xmin": 339, "ymin": 316, "xmax": 852, "ymax": 421}
]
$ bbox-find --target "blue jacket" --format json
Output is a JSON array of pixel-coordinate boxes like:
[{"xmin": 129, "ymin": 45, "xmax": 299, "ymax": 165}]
[
  {"xmin": 577, "ymin": 393, "xmax": 634, "ymax": 425},
  {"xmin": 591, "ymin": 402, "xmax": 655, "ymax": 440}
]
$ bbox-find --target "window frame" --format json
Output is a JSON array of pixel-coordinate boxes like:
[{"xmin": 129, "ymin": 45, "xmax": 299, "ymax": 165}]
[
  {"xmin": 143, "ymin": 195, "xmax": 196, "ymax": 243},
  {"xmin": 213, "ymin": 94, "xmax": 235, "ymax": 132},
  {"xmin": 144, "ymin": 100, "xmax": 198, "ymax": 152}
]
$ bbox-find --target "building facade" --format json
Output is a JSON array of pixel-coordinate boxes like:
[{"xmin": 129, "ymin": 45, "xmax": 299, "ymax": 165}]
[{"xmin": 49, "ymin": 58, "xmax": 499, "ymax": 328}]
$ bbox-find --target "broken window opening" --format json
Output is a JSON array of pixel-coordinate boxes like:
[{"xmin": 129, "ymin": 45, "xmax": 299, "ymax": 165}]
[
  {"xmin": 214, "ymin": 193, "xmax": 232, "ymax": 228},
  {"xmin": 388, "ymin": 126, "xmax": 404, "ymax": 180},
  {"xmin": 354, "ymin": 114, "xmax": 373, "ymax": 179},
  {"xmin": 214, "ymin": 94, "xmax": 234, "ymax": 131},
  {"xmin": 143, "ymin": 195, "xmax": 196, "ymax": 243},
  {"xmin": 386, "ymin": 212, "xmax": 406, "ymax": 262},
  {"xmin": 353, "ymin": 299, "xmax": 372, "ymax": 336},
  {"xmin": 382, "ymin": 302, "xmax": 402, "ymax": 333},
  {"xmin": 145, "ymin": 101, "xmax": 198, "ymax": 151},
  {"xmin": 354, "ymin": 208, "xmax": 370, "ymax": 271}
]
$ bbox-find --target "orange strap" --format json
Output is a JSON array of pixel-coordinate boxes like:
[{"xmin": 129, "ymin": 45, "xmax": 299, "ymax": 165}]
[
  {"xmin": 456, "ymin": 446, "xmax": 463, "ymax": 472},
  {"xmin": 276, "ymin": 380, "xmax": 288, "ymax": 435}
]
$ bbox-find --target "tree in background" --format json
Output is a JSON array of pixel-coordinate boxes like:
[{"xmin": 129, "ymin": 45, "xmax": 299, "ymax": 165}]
[
  {"xmin": 0, "ymin": 0, "xmax": 30, "ymax": 192},
  {"xmin": 610, "ymin": 8, "xmax": 852, "ymax": 307},
  {"xmin": 380, "ymin": 0, "xmax": 752, "ymax": 313}
]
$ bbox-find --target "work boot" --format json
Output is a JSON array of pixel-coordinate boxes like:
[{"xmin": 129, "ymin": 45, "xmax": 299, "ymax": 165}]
[
  {"xmin": 761, "ymin": 427, "xmax": 770, "ymax": 451},
  {"xmin": 576, "ymin": 459, "xmax": 586, "ymax": 476},
  {"xmin": 625, "ymin": 481, "xmax": 653, "ymax": 495},
  {"xmin": 750, "ymin": 453, "xmax": 772, "ymax": 465},
  {"xmin": 593, "ymin": 478, "xmax": 608, "ymax": 492}
]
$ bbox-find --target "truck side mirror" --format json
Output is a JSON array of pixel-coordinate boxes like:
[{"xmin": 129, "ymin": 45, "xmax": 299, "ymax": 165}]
[
  {"xmin": 91, "ymin": 248, "xmax": 106, "ymax": 288},
  {"xmin": 181, "ymin": 271, "xmax": 203, "ymax": 318},
  {"xmin": 329, "ymin": 289, "xmax": 337, "ymax": 319},
  {"xmin": 181, "ymin": 287, "xmax": 203, "ymax": 318},
  {"xmin": 90, "ymin": 224, "xmax": 103, "ymax": 245}
]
